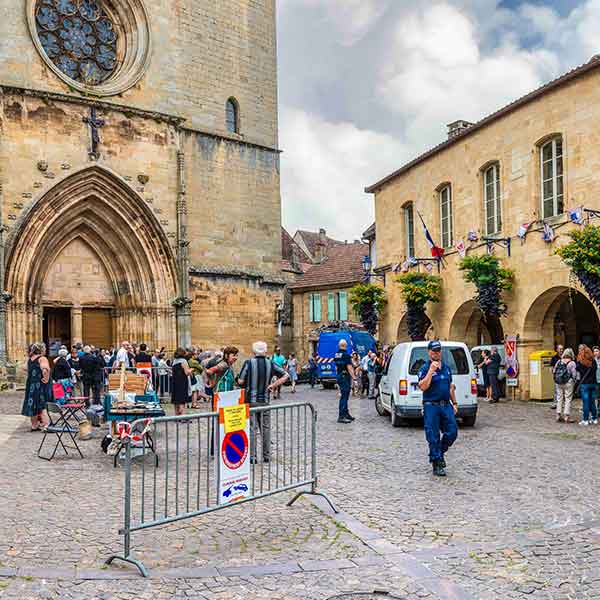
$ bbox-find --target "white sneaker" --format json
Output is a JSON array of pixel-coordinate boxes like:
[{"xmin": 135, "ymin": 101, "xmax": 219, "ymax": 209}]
[
  {"xmin": 592, "ymin": 420, "xmax": 598, "ymax": 425},
  {"xmin": 579, "ymin": 420, "xmax": 589, "ymax": 426}
]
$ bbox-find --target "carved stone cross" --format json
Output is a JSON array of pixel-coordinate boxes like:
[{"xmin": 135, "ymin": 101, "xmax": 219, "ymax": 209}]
[{"xmin": 83, "ymin": 107, "xmax": 105, "ymax": 159}]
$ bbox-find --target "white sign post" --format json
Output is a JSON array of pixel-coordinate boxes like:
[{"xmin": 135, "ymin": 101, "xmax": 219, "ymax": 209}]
[{"xmin": 218, "ymin": 392, "xmax": 251, "ymax": 505}]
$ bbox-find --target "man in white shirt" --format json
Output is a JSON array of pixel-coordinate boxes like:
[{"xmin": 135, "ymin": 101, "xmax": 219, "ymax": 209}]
[
  {"xmin": 114, "ymin": 341, "xmax": 131, "ymax": 370},
  {"xmin": 360, "ymin": 353, "xmax": 370, "ymax": 397}
]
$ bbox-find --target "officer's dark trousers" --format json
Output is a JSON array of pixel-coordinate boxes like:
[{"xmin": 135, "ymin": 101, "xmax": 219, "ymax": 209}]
[
  {"xmin": 423, "ymin": 401, "xmax": 458, "ymax": 463},
  {"xmin": 489, "ymin": 374, "xmax": 500, "ymax": 401},
  {"xmin": 338, "ymin": 376, "xmax": 351, "ymax": 418}
]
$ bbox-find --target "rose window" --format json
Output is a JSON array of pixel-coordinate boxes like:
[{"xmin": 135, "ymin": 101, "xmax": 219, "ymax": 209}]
[{"xmin": 35, "ymin": 0, "xmax": 119, "ymax": 85}]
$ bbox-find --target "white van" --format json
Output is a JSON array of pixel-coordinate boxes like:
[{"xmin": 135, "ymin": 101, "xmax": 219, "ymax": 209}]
[{"xmin": 377, "ymin": 341, "xmax": 478, "ymax": 427}]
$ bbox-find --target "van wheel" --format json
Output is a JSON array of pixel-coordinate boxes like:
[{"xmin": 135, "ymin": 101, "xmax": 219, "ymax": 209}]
[
  {"xmin": 462, "ymin": 415, "xmax": 477, "ymax": 427},
  {"xmin": 375, "ymin": 395, "xmax": 389, "ymax": 416},
  {"xmin": 322, "ymin": 381, "xmax": 336, "ymax": 390},
  {"xmin": 390, "ymin": 409, "xmax": 402, "ymax": 428}
]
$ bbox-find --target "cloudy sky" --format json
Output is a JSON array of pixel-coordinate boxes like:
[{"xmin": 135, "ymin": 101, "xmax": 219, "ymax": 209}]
[{"xmin": 277, "ymin": 0, "xmax": 600, "ymax": 240}]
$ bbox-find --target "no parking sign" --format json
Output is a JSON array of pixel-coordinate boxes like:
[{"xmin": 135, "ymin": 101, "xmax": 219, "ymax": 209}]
[{"xmin": 218, "ymin": 397, "xmax": 251, "ymax": 505}]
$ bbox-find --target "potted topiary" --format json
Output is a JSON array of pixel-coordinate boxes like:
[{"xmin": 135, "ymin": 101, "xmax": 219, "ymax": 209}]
[
  {"xmin": 396, "ymin": 272, "xmax": 442, "ymax": 341},
  {"xmin": 556, "ymin": 225, "xmax": 600, "ymax": 306},
  {"xmin": 458, "ymin": 254, "xmax": 514, "ymax": 343}
]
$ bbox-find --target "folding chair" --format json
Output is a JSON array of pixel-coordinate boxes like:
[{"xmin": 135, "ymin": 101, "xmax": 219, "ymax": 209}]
[{"xmin": 37, "ymin": 402, "xmax": 84, "ymax": 461}]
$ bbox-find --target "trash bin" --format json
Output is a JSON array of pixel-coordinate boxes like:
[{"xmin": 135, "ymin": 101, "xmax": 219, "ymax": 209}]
[{"xmin": 528, "ymin": 350, "xmax": 556, "ymax": 401}]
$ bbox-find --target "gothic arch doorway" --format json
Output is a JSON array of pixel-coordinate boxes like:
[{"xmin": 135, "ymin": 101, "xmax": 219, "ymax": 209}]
[
  {"xmin": 5, "ymin": 166, "xmax": 178, "ymax": 359},
  {"xmin": 523, "ymin": 287, "xmax": 600, "ymax": 350},
  {"xmin": 448, "ymin": 300, "xmax": 504, "ymax": 347}
]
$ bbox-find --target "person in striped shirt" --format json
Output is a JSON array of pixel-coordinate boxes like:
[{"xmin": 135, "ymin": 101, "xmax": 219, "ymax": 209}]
[{"xmin": 237, "ymin": 341, "xmax": 289, "ymax": 463}]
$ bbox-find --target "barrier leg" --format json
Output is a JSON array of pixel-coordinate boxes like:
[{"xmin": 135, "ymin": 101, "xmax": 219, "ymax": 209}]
[
  {"xmin": 287, "ymin": 489, "xmax": 339, "ymax": 514},
  {"xmin": 106, "ymin": 439, "xmax": 150, "ymax": 577}
]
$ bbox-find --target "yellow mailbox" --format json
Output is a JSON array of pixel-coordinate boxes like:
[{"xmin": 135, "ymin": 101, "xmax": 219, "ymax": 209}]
[{"xmin": 529, "ymin": 350, "xmax": 556, "ymax": 400}]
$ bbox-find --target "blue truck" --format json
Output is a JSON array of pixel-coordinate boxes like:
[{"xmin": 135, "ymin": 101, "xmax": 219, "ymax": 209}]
[{"xmin": 316, "ymin": 328, "xmax": 377, "ymax": 389}]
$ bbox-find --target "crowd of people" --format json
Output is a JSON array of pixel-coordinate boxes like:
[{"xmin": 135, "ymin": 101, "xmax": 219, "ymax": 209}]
[
  {"xmin": 551, "ymin": 343, "xmax": 600, "ymax": 425},
  {"xmin": 20, "ymin": 340, "xmax": 297, "ymax": 431}
]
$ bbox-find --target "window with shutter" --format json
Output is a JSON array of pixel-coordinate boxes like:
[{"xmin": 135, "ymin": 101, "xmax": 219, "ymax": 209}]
[
  {"xmin": 339, "ymin": 292, "xmax": 348, "ymax": 321},
  {"xmin": 314, "ymin": 294, "xmax": 322, "ymax": 322},
  {"xmin": 328, "ymin": 292, "xmax": 336, "ymax": 321}
]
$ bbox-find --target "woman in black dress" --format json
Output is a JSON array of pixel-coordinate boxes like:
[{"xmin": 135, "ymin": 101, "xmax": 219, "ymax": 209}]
[
  {"xmin": 22, "ymin": 343, "xmax": 51, "ymax": 431},
  {"xmin": 171, "ymin": 347, "xmax": 192, "ymax": 416}
]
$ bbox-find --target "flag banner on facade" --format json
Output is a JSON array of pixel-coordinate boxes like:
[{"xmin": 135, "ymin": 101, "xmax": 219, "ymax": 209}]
[
  {"xmin": 417, "ymin": 211, "xmax": 445, "ymax": 259},
  {"xmin": 542, "ymin": 222, "xmax": 555, "ymax": 243},
  {"xmin": 392, "ymin": 263, "xmax": 401, "ymax": 273},
  {"xmin": 517, "ymin": 222, "xmax": 532, "ymax": 241},
  {"xmin": 467, "ymin": 230, "xmax": 479, "ymax": 242},
  {"xmin": 569, "ymin": 206, "xmax": 584, "ymax": 225},
  {"xmin": 424, "ymin": 261, "xmax": 434, "ymax": 273},
  {"xmin": 455, "ymin": 239, "xmax": 466, "ymax": 258}
]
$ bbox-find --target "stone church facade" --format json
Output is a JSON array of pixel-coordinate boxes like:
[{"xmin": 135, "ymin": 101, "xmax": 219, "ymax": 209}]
[{"xmin": 0, "ymin": 0, "xmax": 284, "ymax": 361}]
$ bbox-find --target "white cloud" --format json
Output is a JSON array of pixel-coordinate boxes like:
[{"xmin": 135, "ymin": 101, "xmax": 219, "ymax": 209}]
[
  {"xmin": 278, "ymin": 0, "xmax": 600, "ymax": 239},
  {"xmin": 279, "ymin": 0, "xmax": 388, "ymax": 45},
  {"xmin": 280, "ymin": 107, "xmax": 408, "ymax": 240}
]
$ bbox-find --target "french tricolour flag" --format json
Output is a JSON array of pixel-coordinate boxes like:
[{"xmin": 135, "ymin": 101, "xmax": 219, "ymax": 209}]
[{"xmin": 418, "ymin": 212, "xmax": 445, "ymax": 259}]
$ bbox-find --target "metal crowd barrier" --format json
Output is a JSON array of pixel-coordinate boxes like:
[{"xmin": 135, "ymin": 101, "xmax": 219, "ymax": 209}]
[{"xmin": 105, "ymin": 401, "xmax": 336, "ymax": 577}]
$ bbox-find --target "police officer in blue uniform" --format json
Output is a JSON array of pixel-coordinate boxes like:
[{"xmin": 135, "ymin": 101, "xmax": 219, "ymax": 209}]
[
  {"xmin": 418, "ymin": 340, "xmax": 458, "ymax": 476},
  {"xmin": 334, "ymin": 339, "xmax": 355, "ymax": 424}
]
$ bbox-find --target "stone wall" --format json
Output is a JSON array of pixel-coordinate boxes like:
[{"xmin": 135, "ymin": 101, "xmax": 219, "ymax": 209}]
[
  {"xmin": 373, "ymin": 67, "xmax": 600, "ymax": 398},
  {"xmin": 5, "ymin": 0, "xmax": 278, "ymax": 148}
]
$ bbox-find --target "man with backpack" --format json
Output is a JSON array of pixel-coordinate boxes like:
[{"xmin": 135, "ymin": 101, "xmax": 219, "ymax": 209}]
[{"xmin": 553, "ymin": 347, "xmax": 577, "ymax": 423}]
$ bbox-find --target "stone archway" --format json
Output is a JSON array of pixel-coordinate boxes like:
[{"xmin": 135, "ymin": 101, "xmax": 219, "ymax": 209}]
[
  {"xmin": 448, "ymin": 300, "xmax": 504, "ymax": 347},
  {"xmin": 523, "ymin": 286, "xmax": 600, "ymax": 350},
  {"xmin": 5, "ymin": 166, "xmax": 178, "ymax": 359}
]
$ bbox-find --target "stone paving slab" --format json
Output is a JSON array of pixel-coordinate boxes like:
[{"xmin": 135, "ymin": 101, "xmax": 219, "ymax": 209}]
[{"xmin": 2, "ymin": 389, "xmax": 600, "ymax": 598}]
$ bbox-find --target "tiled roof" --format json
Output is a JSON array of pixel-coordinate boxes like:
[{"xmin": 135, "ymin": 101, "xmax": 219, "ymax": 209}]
[
  {"xmin": 295, "ymin": 230, "xmax": 343, "ymax": 258},
  {"xmin": 288, "ymin": 243, "xmax": 367, "ymax": 290},
  {"xmin": 282, "ymin": 228, "xmax": 311, "ymax": 265},
  {"xmin": 365, "ymin": 55, "xmax": 600, "ymax": 193}
]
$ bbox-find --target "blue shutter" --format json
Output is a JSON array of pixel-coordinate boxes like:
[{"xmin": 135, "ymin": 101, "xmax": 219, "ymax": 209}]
[
  {"xmin": 328, "ymin": 292, "xmax": 335, "ymax": 321},
  {"xmin": 339, "ymin": 292, "xmax": 348, "ymax": 321},
  {"xmin": 314, "ymin": 294, "xmax": 322, "ymax": 322}
]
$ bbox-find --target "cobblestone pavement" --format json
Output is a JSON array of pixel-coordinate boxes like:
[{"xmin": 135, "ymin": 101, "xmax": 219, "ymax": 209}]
[{"xmin": 1, "ymin": 388, "xmax": 600, "ymax": 598}]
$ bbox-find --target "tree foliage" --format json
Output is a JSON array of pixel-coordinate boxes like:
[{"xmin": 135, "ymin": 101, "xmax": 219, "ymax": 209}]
[
  {"xmin": 396, "ymin": 272, "xmax": 442, "ymax": 341},
  {"xmin": 556, "ymin": 225, "xmax": 600, "ymax": 307},
  {"xmin": 348, "ymin": 284, "xmax": 387, "ymax": 335},
  {"xmin": 459, "ymin": 254, "xmax": 514, "ymax": 320},
  {"xmin": 396, "ymin": 272, "xmax": 442, "ymax": 307}
]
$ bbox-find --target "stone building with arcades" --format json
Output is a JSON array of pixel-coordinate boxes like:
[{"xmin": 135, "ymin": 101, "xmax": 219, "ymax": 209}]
[
  {"xmin": 0, "ymin": 0, "xmax": 285, "ymax": 362},
  {"xmin": 367, "ymin": 56, "xmax": 600, "ymax": 399}
]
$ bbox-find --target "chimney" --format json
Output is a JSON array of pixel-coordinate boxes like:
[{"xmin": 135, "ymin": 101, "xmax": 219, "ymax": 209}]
[
  {"xmin": 315, "ymin": 228, "xmax": 327, "ymax": 263},
  {"xmin": 447, "ymin": 120, "xmax": 474, "ymax": 139}
]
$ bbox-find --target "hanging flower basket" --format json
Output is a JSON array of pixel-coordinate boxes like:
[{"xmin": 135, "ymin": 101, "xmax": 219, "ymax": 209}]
[
  {"xmin": 556, "ymin": 226, "xmax": 600, "ymax": 307},
  {"xmin": 397, "ymin": 272, "xmax": 442, "ymax": 342}
]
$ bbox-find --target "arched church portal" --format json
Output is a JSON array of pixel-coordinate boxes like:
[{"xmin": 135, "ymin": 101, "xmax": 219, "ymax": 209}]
[{"xmin": 5, "ymin": 166, "xmax": 178, "ymax": 359}]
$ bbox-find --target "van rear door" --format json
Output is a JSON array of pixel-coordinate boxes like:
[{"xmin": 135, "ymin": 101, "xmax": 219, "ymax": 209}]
[{"xmin": 407, "ymin": 345, "xmax": 473, "ymax": 404}]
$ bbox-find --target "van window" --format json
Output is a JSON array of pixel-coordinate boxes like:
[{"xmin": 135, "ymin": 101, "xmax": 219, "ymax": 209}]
[{"xmin": 409, "ymin": 347, "xmax": 470, "ymax": 375}]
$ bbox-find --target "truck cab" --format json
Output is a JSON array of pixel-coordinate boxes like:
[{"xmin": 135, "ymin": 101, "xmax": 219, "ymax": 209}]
[{"xmin": 316, "ymin": 329, "xmax": 377, "ymax": 389}]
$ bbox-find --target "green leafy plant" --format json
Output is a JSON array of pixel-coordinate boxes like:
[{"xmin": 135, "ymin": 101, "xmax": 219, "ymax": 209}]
[
  {"xmin": 396, "ymin": 272, "xmax": 442, "ymax": 341},
  {"xmin": 459, "ymin": 255, "xmax": 514, "ymax": 331},
  {"xmin": 348, "ymin": 284, "xmax": 387, "ymax": 336},
  {"xmin": 556, "ymin": 225, "xmax": 600, "ymax": 306}
]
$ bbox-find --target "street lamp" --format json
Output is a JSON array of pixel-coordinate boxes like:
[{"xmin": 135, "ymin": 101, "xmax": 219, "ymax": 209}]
[{"xmin": 362, "ymin": 255, "xmax": 385, "ymax": 284}]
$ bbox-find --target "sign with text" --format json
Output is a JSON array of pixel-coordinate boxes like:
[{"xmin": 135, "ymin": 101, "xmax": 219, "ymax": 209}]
[
  {"xmin": 504, "ymin": 336, "xmax": 519, "ymax": 381},
  {"xmin": 218, "ymin": 403, "xmax": 251, "ymax": 505}
]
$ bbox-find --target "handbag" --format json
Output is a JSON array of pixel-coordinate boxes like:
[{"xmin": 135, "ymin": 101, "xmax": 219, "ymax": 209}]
[{"xmin": 190, "ymin": 374, "xmax": 198, "ymax": 386}]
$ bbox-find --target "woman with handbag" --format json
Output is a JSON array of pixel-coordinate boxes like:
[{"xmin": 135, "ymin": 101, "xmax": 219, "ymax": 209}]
[
  {"xmin": 576, "ymin": 345, "xmax": 598, "ymax": 426},
  {"xmin": 22, "ymin": 343, "xmax": 51, "ymax": 431}
]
